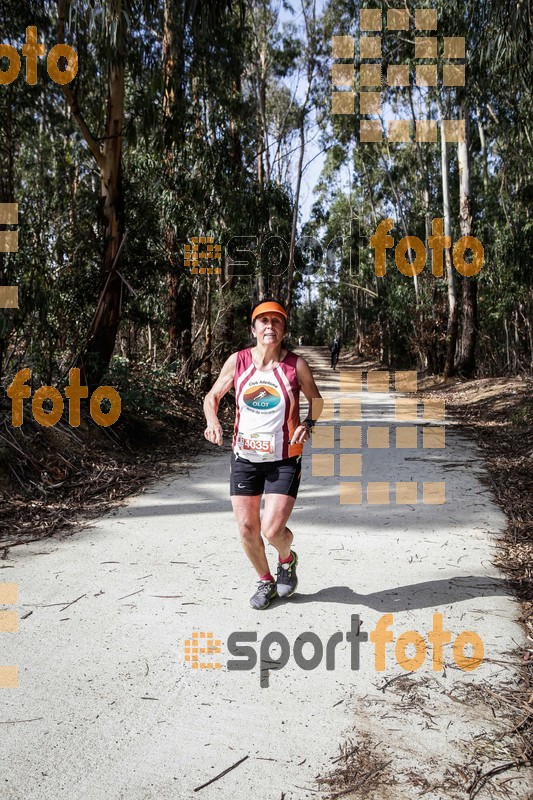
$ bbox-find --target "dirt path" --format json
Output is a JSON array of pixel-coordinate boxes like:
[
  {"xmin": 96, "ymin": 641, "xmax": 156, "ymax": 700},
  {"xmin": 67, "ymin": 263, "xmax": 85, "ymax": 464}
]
[{"xmin": 2, "ymin": 347, "xmax": 531, "ymax": 799}]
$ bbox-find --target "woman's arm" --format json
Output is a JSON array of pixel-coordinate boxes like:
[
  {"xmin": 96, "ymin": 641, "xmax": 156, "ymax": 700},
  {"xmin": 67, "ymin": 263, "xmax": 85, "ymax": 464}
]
[
  {"xmin": 203, "ymin": 352, "xmax": 238, "ymax": 445},
  {"xmin": 290, "ymin": 357, "xmax": 324, "ymax": 445}
]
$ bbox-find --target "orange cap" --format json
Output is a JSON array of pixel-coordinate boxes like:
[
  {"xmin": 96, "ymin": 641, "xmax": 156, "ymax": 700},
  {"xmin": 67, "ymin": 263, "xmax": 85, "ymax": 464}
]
[{"xmin": 251, "ymin": 301, "xmax": 287, "ymax": 322}]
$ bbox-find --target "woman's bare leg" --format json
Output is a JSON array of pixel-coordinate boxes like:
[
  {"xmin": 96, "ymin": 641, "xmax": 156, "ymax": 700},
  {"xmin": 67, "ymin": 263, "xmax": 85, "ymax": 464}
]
[{"xmin": 230, "ymin": 495, "xmax": 270, "ymax": 576}]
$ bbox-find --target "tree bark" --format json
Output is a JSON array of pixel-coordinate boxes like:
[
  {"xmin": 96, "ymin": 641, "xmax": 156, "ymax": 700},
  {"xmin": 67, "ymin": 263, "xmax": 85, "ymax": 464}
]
[
  {"xmin": 57, "ymin": 0, "xmax": 126, "ymax": 389},
  {"xmin": 456, "ymin": 122, "xmax": 478, "ymax": 377},
  {"xmin": 162, "ymin": 0, "xmax": 192, "ymax": 366},
  {"xmin": 438, "ymin": 100, "xmax": 458, "ymax": 379},
  {"xmin": 286, "ymin": 0, "xmax": 317, "ymax": 316},
  {"xmin": 286, "ymin": 110, "xmax": 307, "ymax": 313},
  {"xmin": 213, "ymin": 8, "xmax": 244, "ymax": 366}
]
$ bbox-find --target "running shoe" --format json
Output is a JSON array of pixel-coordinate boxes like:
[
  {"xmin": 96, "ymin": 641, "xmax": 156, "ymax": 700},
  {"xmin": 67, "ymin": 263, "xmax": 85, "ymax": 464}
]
[
  {"xmin": 250, "ymin": 579, "xmax": 278, "ymax": 610},
  {"xmin": 276, "ymin": 550, "xmax": 298, "ymax": 598}
]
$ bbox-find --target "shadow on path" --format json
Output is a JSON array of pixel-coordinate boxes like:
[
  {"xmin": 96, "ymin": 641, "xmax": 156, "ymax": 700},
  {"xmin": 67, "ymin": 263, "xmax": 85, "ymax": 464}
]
[{"xmin": 282, "ymin": 576, "xmax": 514, "ymax": 612}]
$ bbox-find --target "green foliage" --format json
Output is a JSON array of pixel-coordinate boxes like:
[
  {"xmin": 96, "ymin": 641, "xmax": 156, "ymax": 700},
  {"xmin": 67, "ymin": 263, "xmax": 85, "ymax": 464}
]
[
  {"xmin": 306, "ymin": 0, "xmax": 533, "ymax": 373},
  {"xmin": 105, "ymin": 356, "xmax": 178, "ymax": 417},
  {"xmin": 0, "ymin": 0, "xmax": 531, "ymax": 394}
]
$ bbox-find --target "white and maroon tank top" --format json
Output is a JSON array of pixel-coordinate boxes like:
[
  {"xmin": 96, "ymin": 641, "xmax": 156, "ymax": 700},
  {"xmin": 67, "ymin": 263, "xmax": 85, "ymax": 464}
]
[{"xmin": 232, "ymin": 348, "xmax": 303, "ymax": 462}]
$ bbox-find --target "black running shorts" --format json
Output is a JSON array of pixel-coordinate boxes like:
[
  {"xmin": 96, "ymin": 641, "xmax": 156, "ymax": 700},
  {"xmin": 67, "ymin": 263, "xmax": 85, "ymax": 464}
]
[{"xmin": 230, "ymin": 453, "xmax": 302, "ymax": 498}]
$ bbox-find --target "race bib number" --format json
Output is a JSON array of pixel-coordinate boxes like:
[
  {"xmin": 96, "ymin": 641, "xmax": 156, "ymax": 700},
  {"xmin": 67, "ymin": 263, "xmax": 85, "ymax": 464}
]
[{"xmin": 235, "ymin": 432, "xmax": 276, "ymax": 461}]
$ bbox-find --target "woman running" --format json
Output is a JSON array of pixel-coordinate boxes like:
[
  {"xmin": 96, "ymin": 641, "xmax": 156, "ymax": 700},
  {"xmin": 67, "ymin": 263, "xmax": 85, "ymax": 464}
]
[{"xmin": 203, "ymin": 298, "xmax": 323, "ymax": 609}]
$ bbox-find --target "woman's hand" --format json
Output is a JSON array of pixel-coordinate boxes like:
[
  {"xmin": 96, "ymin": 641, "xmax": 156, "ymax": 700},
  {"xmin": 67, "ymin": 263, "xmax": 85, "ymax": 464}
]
[
  {"xmin": 290, "ymin": 423, "xmax": 311, "ymax": 446},
  {"xmin": 204, "ymin": 420, "xmax": 223, "ymax": 446}
]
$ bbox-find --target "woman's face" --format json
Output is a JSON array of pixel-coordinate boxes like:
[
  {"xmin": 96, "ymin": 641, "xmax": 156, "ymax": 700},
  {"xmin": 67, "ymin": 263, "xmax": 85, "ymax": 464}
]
[{"xmin": 252, "ymin": 312, "xmax": 286, "ymax": 345}]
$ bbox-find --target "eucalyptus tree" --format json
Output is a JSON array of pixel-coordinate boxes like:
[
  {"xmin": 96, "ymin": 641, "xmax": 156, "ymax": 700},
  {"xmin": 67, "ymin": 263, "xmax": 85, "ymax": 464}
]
[
  {"xmin": 53, "ymin": 0, "xmax": 165, "ymax": 388},
  {"xmin": 285, "ymin": 0, "xmax": 321, "ymax": 315}
]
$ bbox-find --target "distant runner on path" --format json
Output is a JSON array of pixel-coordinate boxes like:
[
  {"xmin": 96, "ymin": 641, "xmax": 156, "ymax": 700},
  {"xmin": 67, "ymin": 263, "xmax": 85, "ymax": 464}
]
[
  {"xmin": 330, "ymin": 333, "xmax": 341, "ymax": 370},
  {"xmin": 203, "ymin": 298, "xmax": 323, "ymax": 609}
]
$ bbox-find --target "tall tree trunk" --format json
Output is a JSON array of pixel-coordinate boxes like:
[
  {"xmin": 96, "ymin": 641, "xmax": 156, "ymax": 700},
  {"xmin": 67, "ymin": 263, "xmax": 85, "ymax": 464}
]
[
  {"xmin": 57, "ymin": 0, "xmax": 126, "ymax": 389},
  {"xmin": 407, "ymin": 86, "xmax": 433, "ymax": 370},
  {"xmin": 286, "ymin": 0, "xmax": 317, "ymax": 316},
  {"xmin": 163, "ymin": 0, "xmax": 192, "ymax": 367},
  {"xmin": 456, "ymin": 120, "xmax": 478, "ymax": 376},
  {"xmin": 80, "ymin": 57, "xmax": 125, "ymax": 387},
  {"xmin": 204, "ymin": 277, "xmax": 212, "ymax": 388},
  {"xmin": 255, "ymin": 54, "xmax": 266, "ymax": 298},
  {"xmin": 438, "ymin": 101, "xmax": 458, "ymax": 379},
  {"xmin": 286, "ymin": 111, "xmax": 306, "ymax": 314},
  {"xmin": 213, "ymin": 9, "xmax": 244, "ymax": 365}
]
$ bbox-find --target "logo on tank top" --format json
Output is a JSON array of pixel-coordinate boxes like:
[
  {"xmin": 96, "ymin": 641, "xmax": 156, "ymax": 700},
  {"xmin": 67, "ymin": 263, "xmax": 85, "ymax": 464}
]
[{"xmin": 243, "ymin": 384, "xmax": 281, "ymax": 410}]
